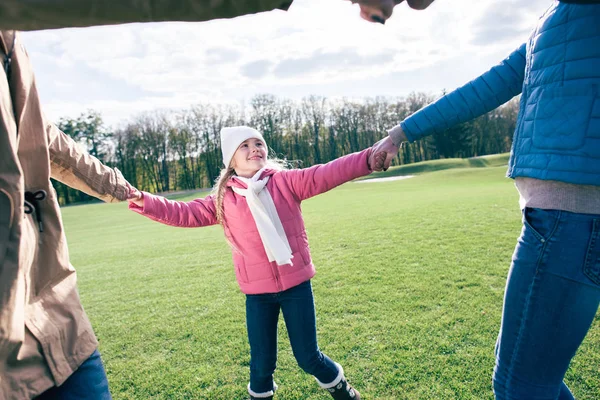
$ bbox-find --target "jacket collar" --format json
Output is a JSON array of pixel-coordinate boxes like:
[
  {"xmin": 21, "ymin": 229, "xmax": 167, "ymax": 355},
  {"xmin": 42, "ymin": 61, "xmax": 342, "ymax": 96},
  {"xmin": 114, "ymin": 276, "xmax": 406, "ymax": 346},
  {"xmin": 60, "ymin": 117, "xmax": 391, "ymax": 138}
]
[{"xmin": 227, "ymin": 169, "xmax": 277, "ymax": 189}]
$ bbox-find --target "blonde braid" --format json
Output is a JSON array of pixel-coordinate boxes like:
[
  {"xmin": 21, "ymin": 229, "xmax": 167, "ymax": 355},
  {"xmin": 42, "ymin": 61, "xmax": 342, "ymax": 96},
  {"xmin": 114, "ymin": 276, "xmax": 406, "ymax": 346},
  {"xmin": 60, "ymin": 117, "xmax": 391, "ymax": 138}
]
[{"xmin": 212, "ymin": 167, "xmax": 236, "ymax": 225}]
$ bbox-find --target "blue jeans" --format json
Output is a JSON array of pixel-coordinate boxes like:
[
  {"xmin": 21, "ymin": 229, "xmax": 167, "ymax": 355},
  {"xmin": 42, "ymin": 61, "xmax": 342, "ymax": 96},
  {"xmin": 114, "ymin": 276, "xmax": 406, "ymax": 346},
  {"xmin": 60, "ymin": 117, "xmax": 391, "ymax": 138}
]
[
  {"xmin": 36, "ymin": 349, "xmax": 111, "ymax": 400},
  {"xmin": 245, "ymin": 280, "xmax": 340, "ymax": 396},
  {"xmin": 493, "ymin": 208, "xmax": 600, "ymax": 399}
]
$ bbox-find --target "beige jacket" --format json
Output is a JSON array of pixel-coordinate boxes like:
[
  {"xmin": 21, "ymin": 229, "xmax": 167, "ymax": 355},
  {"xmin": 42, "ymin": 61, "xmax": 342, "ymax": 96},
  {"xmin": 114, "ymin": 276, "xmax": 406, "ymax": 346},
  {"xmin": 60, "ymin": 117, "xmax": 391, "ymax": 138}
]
[
  {"xmin": 0, "ymin": 30, "xmax": 132, "ymax": 399},
  {"xmin": 0, "ymin": 0, "xmax": 293, "ymax": 30},
  {"xmin": 0, "ymin": 2, "xmax": 292, "ymax": 399}
]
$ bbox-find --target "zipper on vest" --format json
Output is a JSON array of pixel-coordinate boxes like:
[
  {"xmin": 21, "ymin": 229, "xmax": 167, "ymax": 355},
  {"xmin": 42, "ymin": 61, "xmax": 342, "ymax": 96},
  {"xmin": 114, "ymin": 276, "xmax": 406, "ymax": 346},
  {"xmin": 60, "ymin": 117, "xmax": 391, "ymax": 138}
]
[{"xmin": 509, "ymin": 37, "xmax": 534, "ymax": 176}]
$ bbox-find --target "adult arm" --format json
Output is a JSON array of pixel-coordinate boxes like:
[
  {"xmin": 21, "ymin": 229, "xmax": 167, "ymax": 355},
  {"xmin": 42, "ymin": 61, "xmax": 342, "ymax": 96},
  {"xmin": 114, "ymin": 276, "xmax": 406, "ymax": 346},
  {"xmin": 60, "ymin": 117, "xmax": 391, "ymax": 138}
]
[
  {"xmin": 129, "ymin": 192, "xmax": 218, "ymax": 228},
  {"xmin": 371, "ymin": 43, "xmax": 526, "ymax": 170},
  {"xmin": 47, "ymin": 122, "xmax": 131, "ymax": 202},
  {"xmin": 0, "ymin": 0, "xmax": 293, "ymax": 31},
  {"xmin": 399, "ymin": 43, "xmax": 526, "ymax": 143}
]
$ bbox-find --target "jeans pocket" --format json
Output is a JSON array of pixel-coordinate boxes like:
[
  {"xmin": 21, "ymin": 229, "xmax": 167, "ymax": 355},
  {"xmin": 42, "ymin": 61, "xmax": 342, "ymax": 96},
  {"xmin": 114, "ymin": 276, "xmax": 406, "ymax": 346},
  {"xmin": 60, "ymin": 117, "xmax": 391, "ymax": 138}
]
[
  {"xmin": 522, "ymin": 207, "xmax": 560, "ymax": 244},
  {"xmin": 583, "ymin": 219, "xmax": 600, "ymax": 286}
]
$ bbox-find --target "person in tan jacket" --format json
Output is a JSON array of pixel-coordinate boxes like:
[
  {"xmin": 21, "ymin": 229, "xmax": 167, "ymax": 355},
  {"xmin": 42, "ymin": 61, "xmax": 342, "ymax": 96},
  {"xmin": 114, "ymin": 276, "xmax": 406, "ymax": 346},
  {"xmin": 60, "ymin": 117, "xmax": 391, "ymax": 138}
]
[
  {"xmin": 0, "ymin": 29, "xmax": 131, "ymax": 399},
  {"xmin": 0, "ymin": 2, "xmax": 295, "ymax": 398}
]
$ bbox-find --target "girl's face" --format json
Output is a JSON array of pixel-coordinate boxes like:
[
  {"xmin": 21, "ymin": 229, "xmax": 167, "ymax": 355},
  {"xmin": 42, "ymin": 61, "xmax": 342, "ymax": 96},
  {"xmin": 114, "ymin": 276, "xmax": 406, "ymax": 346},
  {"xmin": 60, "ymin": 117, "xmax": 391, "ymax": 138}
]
[{"xmin": 231, "ymin": 138, "xmax": 268, "ymax": 178}]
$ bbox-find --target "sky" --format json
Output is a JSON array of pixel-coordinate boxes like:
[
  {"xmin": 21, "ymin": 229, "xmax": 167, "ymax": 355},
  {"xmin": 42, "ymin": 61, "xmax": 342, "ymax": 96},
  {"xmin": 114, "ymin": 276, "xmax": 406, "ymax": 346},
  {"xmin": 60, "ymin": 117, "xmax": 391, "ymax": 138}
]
[{"xmin": 21, "ymin": 0, "xmax": 552, "ymax": 128}]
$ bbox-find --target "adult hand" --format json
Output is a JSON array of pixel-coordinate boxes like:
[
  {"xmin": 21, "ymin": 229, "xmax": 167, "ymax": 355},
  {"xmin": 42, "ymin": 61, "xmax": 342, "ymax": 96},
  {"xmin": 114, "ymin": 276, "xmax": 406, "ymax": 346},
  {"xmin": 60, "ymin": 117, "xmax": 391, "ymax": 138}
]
[
  {"xmin": 126, "ymin": 183, "xmax": 144, "ymax": 207},
  {"xmin": 350, "ymin": 0, "xmax": 435, "ymax": 24},
  {"xmin": 370, "ymin": 136, "xmax": 400, "ymax": 171},
  {"xmin": 369, "ymin": 150, "xmax": 388, "ymax": 171}
]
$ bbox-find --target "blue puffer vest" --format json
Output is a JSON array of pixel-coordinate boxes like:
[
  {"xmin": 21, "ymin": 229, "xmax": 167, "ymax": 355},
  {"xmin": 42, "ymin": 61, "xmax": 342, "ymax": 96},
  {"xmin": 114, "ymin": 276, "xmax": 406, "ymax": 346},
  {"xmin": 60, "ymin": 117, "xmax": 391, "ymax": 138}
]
[{"xmin": 400, "ymin": 1, "xmax": 600, "ymax": 186}]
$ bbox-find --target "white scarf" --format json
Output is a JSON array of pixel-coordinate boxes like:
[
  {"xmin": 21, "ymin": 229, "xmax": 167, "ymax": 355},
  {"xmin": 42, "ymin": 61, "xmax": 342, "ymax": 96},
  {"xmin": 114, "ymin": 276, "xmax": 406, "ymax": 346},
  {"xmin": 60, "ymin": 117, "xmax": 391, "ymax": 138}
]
[{"xmin": 232, "ymin": 169, "xmax": 293, "ymax": 266}]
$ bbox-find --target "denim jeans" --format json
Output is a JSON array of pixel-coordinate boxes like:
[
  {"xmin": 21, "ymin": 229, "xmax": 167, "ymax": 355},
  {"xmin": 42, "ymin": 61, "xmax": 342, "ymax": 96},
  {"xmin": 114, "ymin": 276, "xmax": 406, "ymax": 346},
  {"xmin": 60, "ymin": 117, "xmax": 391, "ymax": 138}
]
[
  {"xmin": 493, "ymin": 208, "xmax": 600, "ymax": 399},
  {"xmin": 35, "ymin": 349, "xmax": 111, "ymax": 400},
  {"xmin": 245, "ymin": 280, "xmax": 340, "ymax": 396}
]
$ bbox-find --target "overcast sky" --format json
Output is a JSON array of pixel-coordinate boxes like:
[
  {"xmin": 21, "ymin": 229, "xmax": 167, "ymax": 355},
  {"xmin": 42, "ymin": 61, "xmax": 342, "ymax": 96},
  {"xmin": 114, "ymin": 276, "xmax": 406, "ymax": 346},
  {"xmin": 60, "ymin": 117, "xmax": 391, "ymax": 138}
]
[{"xmin": 21, "ymin": 0, "xmax": 552, "ymax": 128}]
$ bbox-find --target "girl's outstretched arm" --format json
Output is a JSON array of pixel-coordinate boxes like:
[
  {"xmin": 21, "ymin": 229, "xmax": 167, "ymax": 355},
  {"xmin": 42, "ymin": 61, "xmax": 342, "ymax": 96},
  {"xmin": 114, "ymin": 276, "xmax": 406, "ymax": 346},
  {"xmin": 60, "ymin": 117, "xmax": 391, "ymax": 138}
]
[
  {"xmin": 281, "ymin": 147, "xmax": 374, "ymax": 201},
  {"xmin": 128, "ymin": 191, "xmax": 218, "ymax": 228}
]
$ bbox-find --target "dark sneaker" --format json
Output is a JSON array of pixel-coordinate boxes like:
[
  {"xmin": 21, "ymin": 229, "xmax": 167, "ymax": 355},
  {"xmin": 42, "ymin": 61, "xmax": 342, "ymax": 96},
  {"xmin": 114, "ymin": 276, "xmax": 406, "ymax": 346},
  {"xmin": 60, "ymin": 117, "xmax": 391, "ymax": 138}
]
[{"xmin": 327, "ymin": 378, "xmax": 361, "ymax": 400}]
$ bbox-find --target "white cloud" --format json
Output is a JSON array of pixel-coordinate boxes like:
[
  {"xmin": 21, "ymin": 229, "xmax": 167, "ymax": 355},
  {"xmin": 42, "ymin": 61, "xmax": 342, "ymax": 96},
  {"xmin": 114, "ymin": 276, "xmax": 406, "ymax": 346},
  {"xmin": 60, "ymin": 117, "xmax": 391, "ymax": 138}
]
[{"xmin": 20, "ymin": 0, "xmax": 550, "ymax": 127}]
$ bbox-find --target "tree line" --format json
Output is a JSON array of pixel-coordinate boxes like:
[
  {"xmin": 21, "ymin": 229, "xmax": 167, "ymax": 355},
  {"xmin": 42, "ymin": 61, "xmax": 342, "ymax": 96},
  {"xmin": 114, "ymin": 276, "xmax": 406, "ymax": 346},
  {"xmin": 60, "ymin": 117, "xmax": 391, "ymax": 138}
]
[{"xmin": 52, "ymin": 92, "xmax": 519, "ymax": 205}]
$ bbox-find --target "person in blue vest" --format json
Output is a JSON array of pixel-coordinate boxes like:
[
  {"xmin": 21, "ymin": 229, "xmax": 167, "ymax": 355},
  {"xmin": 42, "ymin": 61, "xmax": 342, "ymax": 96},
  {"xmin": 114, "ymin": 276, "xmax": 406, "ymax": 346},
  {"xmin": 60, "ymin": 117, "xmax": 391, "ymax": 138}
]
[{"xmin": 370, "ymin": 1, "xmax": 600, "ymax": 399}]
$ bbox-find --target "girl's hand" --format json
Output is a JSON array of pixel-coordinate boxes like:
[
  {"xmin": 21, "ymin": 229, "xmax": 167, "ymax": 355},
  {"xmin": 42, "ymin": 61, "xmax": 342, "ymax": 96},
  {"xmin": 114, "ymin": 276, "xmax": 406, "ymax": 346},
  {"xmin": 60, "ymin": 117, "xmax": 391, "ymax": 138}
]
[
  {"xmin": 369, "ymin": 150, "xmax": 388, "ymax": 171},
  {"xmin": 126, "ymin": 183, "xmax": 144, "ymax": 207},
  {"xmin": 370, "ymin": 136, "xmax": 400, "ymax": 171}
]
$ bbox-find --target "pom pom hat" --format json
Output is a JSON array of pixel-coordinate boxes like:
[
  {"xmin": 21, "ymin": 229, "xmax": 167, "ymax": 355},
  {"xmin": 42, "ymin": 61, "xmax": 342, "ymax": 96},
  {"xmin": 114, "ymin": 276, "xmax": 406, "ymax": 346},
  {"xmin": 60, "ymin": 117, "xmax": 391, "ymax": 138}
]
[{"xmin": 221, "ymin": 126, "xmax": 266, "ymax": 168}]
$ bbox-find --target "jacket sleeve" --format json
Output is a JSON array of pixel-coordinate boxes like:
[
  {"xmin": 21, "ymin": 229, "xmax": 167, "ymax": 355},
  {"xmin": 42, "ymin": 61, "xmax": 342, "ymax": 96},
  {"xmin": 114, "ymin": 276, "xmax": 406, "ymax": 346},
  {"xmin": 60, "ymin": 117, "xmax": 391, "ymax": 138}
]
[
  {"xmin": 47, "ymin": 122, "xmax": 130, "ymax": 203},
  {"xmin": 129, "ymin": 192, "xmax": 218, "ymax": 228},
  {"xmin": 400, "ymin": 43, "xmax": 526, "ymax": 142},
  {"xmin": 281, "ymin": 148, "xmax": 372, "ymax": 202},
  {"xmin": 0, "ymin": 0, "xmax": 292, "ymax": 31}
]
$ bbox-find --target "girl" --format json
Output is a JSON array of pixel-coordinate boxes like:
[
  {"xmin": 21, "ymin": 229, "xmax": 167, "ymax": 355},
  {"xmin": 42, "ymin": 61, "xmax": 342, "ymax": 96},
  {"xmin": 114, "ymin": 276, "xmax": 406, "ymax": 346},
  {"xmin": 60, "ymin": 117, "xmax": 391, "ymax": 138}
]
[{"xmin": 128, "ymin": 126, "xmax": 386, "ymax": 399}]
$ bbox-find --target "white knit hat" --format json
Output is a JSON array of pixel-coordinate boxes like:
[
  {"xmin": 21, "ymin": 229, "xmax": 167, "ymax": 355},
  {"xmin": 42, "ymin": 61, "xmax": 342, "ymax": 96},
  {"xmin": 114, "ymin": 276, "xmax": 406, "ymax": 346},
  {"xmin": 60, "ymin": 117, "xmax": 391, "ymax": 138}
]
[{"xmin": 220, "ymin": 126, "xmax": 266, "ymax": 168}]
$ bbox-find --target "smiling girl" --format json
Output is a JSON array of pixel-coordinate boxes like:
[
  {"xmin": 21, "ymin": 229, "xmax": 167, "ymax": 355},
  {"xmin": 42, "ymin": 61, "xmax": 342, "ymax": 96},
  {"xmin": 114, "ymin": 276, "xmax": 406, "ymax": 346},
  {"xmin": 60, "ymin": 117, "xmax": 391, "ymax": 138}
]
[{"xmin": 128, "ymin": 126, "xmax": 387, "ymax": 399}]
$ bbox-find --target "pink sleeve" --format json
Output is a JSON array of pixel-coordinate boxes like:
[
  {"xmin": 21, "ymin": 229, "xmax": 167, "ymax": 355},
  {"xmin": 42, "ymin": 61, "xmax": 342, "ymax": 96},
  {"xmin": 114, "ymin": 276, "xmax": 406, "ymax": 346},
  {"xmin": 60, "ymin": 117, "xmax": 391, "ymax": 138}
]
[
  {"xmin": 129, "ymin": 192, "xmax": 218, "ymax": 228},
  {"xmin": 281, "ymin": 148, "xmax": 373, "ymax": 201}
]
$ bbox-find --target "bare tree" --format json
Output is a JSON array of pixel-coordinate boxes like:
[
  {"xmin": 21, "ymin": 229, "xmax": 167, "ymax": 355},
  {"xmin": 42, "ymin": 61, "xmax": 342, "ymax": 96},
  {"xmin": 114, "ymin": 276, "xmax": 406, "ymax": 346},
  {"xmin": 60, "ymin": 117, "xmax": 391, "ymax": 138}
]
[
  {"xmin": 132, "ymin": 112, "xmax": 172, "ymax": 192},
  {"xmin": 52, "ymin": 91, "xmax": 521, "ymax": 203},
  {"xmin": 301, "ymin": 95, "xmax": 327, "ymax": 164}
]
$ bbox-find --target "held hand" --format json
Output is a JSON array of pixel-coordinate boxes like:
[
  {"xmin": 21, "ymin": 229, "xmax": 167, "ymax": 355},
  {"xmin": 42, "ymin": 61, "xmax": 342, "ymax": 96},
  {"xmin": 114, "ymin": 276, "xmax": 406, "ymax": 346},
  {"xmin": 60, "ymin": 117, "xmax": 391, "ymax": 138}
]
[
  {"xmin": 126, "ymin": 183, "xmax": 144, "ymax": 207},
  {"xmin": 350, "ymin": 1, "xmax": 435, "ymax": 24},
  {"xmin": 369, "ymin": 150, "xmax": 388, "ymax": 171},
  {"xmin": 351, "ymin": 0, "xmax": 396, "ymax": 24},
  {"xmin": 370, "ymin": 136, "xmax": 400, "ymax": 171},
  {"xmin": 127, "ymin": 191, "xmax": 144, "ymax": 208}
]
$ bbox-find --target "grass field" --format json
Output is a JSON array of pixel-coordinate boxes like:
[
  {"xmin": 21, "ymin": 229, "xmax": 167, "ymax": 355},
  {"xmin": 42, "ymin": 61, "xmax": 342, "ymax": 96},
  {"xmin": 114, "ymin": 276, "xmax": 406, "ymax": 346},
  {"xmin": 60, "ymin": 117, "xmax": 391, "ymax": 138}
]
[{"xmin": 62, "ymin": 155, "xmax": 600, "ymax": 399}]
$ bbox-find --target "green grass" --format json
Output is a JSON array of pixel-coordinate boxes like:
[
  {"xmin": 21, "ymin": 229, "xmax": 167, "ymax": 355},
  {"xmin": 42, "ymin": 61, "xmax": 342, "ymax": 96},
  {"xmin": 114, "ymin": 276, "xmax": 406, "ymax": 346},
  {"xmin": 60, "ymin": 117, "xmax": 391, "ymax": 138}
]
[{"xmin": 62, "ymin": 159, "xmax": 599, "ymax": 399}]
